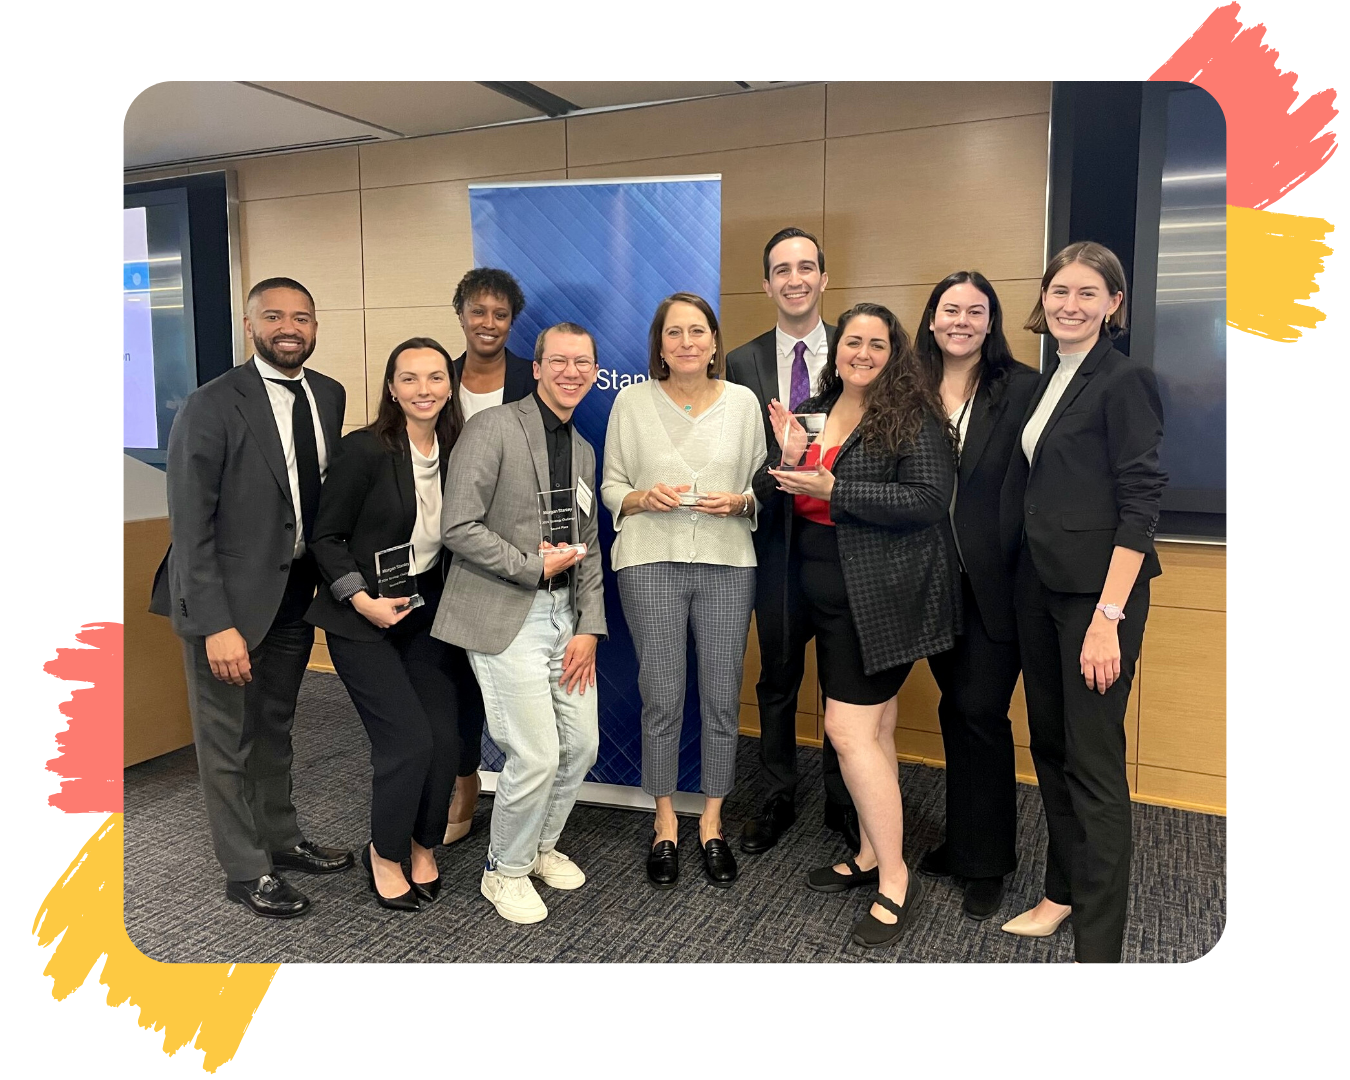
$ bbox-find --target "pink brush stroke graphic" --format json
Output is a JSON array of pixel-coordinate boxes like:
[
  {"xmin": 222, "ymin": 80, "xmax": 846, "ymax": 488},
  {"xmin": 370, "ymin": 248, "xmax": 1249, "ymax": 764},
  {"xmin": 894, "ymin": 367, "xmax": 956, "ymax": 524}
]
[
  {"xmin": 1152, "ymin": 1, "xmax": 1338, "ymax": 209},
  {"xmin": 44, "ymin": 622, "xmax": 124, "ymax": 813}
]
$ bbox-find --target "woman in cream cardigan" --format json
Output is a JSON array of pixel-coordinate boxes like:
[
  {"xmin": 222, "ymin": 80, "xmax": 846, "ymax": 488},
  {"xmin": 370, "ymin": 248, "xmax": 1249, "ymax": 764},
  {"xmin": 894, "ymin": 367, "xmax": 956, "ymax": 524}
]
[{"xmin": 602, "ymin": 292, "xmax": 766, "ymax": 890}]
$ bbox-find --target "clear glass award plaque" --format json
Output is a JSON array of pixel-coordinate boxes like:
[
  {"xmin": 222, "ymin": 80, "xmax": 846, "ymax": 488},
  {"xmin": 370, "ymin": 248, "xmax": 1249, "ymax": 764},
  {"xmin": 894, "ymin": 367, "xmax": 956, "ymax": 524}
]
[
  {"xmin": 537, "ymin": 488, "xmax": 587, "ymax": 557},
  {"xmin": 777, "ymin": 412, "xmax": 828, "ymax": 471},
  {"xmin": 373, "ymin": 543, "xmax": 424, "ymax": 611}
]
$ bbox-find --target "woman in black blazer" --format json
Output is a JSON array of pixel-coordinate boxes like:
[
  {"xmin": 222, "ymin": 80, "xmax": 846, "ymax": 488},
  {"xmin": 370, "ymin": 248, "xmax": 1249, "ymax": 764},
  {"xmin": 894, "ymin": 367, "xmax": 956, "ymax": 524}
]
[
  {"xmin": 764, "ymin": 303, "xmax": 960, "ymax": 948},
  {"xmin": 1000, "ymin": 242, "xmax": 1166, "ymax": 961},
  {"xmin": 911, "ymin": 272, "xmax": 1040, "ymax": 921},
  {"xmin": 307, "ymin": 337, "xmax": 475, "ymax": 911}
]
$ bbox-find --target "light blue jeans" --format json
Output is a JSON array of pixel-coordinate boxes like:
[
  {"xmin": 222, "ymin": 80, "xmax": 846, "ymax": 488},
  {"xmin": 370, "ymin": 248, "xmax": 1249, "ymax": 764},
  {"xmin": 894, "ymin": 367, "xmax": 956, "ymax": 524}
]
[{"xmin": 468, "ymin": 586, "xmax": 599, "ymax": 877}]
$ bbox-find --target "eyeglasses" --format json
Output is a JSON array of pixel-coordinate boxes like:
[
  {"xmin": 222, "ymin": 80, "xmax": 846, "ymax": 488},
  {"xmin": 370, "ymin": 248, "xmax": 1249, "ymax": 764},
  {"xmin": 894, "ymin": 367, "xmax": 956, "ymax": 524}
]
[{"xmin": 541, "ymin": 355, "xmax": 596, "ymax": 373}]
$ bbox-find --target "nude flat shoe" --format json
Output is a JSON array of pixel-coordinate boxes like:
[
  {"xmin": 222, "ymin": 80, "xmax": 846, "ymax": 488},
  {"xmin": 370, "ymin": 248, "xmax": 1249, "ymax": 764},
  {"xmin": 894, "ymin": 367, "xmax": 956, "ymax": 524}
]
[{"xmin": 1001, "ymin": 905, "xmax": 1072, "ymax": 937}]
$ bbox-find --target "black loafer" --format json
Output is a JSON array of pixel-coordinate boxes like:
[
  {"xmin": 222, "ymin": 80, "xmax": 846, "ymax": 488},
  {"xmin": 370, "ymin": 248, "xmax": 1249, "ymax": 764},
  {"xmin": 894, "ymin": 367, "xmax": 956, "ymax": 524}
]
[
  {"xmin": 740, "ymin": 797, "xmax": 796, "ymax": 854},
  {"xmin": 917, "ymin": 842, "xmax": 952, "ymax": 878},
  {"xmin": 807, "ymin": 855, "xmax": 880, "ymax": 894},
  {"xmin": 962, "ymin": 875, "xmax": 1007, "ymax": 921},
  {"xmin": 411, "ymin": 875, "xmax": 443, "ymax": 904},
  {"xmin": 701, "ymin": 837, "xmax": 738, "ymax": 887},
  {"xmin": 647, "ymin": 840, "xmax": 679, "ymax": 890},
  {"xmin": 225, "ymin": 874, "xmax": 310, "ymax": 919},
  {"xmin": 850, "ymin": 867, "xmax": 924, "ymax": 948},
  {"xmin": 271, "ymin": 840, "xmax": 354, "ymax": 875}
]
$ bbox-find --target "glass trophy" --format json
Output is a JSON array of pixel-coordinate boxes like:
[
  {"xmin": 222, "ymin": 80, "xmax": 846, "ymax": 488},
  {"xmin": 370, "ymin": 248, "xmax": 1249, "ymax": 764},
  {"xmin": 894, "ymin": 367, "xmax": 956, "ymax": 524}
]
[
  {"xmin": 777, "ymin": 412, "xmax": 828, "ymax": 471},
  {"xmin": 537, "ymin": 488, "xmax": 587, "ymax": 557},
  {"xmin": 373, "ymin": 543, "xmax": 424, "ymax": 611}
]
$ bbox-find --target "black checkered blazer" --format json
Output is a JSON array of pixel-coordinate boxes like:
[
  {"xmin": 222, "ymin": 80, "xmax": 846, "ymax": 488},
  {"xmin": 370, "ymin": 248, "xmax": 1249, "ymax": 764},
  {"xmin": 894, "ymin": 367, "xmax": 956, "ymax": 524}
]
[{"xmin": 755, "ymin": 397, "xmax": 963, "ymax": 675}]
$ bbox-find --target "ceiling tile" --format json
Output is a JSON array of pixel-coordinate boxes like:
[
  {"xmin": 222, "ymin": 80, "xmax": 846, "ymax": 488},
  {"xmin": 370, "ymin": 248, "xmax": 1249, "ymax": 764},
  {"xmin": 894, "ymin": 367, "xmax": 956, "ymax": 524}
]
[
  {"xmin": 254, "ymin": 82, "xmax": 542, "ymax": 137},
  {"xmin": 535, "ymin": 82, "xmax": 744, "ymax": 110},
  {"xmin": 125, "ymin": 82, "xmax": 389, "ymax": 168}
]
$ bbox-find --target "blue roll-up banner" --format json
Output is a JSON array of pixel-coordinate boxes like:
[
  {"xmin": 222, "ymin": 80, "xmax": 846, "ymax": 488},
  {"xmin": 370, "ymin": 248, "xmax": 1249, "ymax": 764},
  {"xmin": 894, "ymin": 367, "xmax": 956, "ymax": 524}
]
[{"xmin": 468, "ymin": 176, "xmax": 722, "ymax": 806}]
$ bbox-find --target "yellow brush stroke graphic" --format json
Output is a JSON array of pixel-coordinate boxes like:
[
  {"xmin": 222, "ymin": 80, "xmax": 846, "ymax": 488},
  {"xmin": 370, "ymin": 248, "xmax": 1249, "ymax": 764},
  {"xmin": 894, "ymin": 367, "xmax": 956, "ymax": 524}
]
[
  {"xmin": 32, "ymin": 814, "xmax": 278, "ymax": 1073},
  {"xmin": 1229, "ymin": 205, "xmax": 1335, "ymax": 342}
]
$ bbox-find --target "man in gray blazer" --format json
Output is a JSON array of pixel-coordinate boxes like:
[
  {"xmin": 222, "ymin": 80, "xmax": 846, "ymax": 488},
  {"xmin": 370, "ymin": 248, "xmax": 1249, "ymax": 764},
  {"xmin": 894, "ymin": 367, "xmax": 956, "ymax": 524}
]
[
  {"xmin": 433, "ymin": 321, "xmax": 606, "ymax": 925},
  {"xmin": 150, "ymin": 277, "xmax": 354, "ymax": 919}
]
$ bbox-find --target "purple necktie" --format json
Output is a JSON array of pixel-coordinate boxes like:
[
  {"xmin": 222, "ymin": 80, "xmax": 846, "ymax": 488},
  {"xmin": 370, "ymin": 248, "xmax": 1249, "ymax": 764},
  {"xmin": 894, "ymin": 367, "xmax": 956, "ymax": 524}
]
[{"xmin": 789, "ymin": 340, "xmax": 810, "ymax": 410}]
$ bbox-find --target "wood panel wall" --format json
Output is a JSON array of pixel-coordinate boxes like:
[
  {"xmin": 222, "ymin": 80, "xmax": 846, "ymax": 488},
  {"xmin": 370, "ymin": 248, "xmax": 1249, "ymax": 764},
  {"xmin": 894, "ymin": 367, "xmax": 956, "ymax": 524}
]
[{"xmin": 127, "ymin": 84, "xmax": 1226, "ymax": 813}]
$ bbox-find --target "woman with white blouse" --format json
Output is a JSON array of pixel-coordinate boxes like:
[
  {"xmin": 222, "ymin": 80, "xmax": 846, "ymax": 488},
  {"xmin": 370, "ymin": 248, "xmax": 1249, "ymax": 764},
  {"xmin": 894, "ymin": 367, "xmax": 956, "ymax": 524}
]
[{"xmin": 601, "ymin": 292, "xmax": 767, "ymax": 890}]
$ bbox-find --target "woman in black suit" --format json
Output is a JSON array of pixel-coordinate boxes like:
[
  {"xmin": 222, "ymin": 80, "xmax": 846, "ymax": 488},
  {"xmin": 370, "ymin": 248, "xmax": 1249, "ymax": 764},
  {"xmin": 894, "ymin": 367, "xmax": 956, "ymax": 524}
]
[
  {"xmin": 911, "ymin": 272, "xmax": 1039, "ymax": 921},
  {"xmin": 765, "ymin": 303, "xmax": 960, "ymax": 948},
  {"xmin": 1000, "ymin": 242, "xmax": 1166, "ymax": 961},
  {"xmin": 308, "ymin": 337, "xmax": 475, "ymax": 911}
]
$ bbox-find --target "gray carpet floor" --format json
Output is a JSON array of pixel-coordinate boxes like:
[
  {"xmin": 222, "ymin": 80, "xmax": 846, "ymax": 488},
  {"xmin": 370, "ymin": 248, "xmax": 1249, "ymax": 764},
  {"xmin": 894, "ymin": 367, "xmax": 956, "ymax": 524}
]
[{"xmin": 124, "ymin": 671, "xmax": 1225, "ymax": 964}]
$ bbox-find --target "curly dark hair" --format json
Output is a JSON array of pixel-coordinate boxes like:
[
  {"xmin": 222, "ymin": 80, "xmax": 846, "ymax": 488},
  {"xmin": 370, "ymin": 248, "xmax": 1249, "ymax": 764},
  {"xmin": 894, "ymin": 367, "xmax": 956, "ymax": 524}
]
[
  {"xmin": 914, "ymin": 270, "xmax": 1022, "ymax": 402},
  {"xmin": 367, "ymin": 337, "xmax": 464, "ymax": 456},
  {"xmin": 451, "ymin": 267, "xmax": 526, "ymax": 320},
  {"xmin": 814, "ymin": 303, "xmax": 946, "ymax": 455}
]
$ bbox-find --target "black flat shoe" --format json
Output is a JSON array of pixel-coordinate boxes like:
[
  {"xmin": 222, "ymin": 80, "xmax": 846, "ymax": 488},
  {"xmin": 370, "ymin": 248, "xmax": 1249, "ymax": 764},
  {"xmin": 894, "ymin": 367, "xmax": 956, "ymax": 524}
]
[
  {"xmin": 962, "ymin": 875, "xmax": 1006, "ymax": 921},
  {"xmin": 362, "ymin": 845, "xmax": 419, "ymax": 912},
  {"xmin": 647, "ymin": 839, "xmax": 679, "ymax": 890},
  {"xmin": 700, "ymin": 837, "xmax": 738, "ymax": 887},
  {"xmin": 225, "ymin": 874, "xmax": 310, "ymax": 919},
  {"xmin": 807, "ymin": 855, "xmax": 880, "ymax": 894},
  {"xmin": 850, "ymin": 867, "xmax": 924, "ymax": 948},
  {"xmin": 917, "ymin": 842, "xmax": 951, "ymax": 878},
  {"xmin": 740, "ymin": 797, "xmax": 795, "ymax": 854},
  {"xmin": 271, "ymin": 840, "xmax": 354, "ymax": 875}
]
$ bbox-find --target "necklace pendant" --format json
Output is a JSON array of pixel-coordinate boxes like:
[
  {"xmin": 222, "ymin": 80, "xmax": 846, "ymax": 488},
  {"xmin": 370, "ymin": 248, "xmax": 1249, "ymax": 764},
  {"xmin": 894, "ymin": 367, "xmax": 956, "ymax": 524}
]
[{"xmin": 684, "ymin": 404, "xmax": 693, "ymax": 412}]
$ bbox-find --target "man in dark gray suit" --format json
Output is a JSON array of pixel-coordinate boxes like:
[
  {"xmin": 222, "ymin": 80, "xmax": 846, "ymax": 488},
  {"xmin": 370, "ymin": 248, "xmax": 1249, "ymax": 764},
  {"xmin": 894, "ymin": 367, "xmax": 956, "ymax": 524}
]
[
  {"xmin": 725, "ymin": 228, "xmax": 860, "ymax": 855},
  {"xmin": 150, "ymin": 277, "xmax": 354, "ymax": 918},
  {"xmin": 433, "ymin": 322, "xmax": 606, "ymax": 925}
]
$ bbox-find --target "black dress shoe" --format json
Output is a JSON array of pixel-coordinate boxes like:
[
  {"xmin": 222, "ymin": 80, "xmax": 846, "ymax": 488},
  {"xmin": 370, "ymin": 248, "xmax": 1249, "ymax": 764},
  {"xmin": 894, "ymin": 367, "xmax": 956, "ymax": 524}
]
[
  {"xmin": 362, "ymin": 845, "xmax": 419, "ymax": 912},
  {"xmin": 823, "ymin": 802, "xmax": 862, "ymax": 853},
  {"xmin": 225, "ymin": 874, "xmax": 310, "ymax": 919},
  {"xmin": 850, "ymin": 866, "xmax": 924, "ymax": 948},
  {"xmin": 647, "ymin": 839, "xmax": 679, "ymax": 890},
  {"xmin": 410, "ymin": 875, "xmax": 443, "ymax": 904},
  {"xmin": 700, "ymin": 837, "xmax": 738, "ymax": 887},
  {"xmin": 271, "ymin": 840, "xmax": 354, "ymax": 875},
  {"xmin": 962, "ymin": 875, "xmax": 1007, "ymax": 921},
  {"xmin": 740, "ymin": 797, "xmax": 796, "ymax": 854},
  {"xmin": 806, "ymin": 855, "xmax": 880, "ymax": 894},
  {"xmin": 917, "ymin": 842, "xmax": 952, "ymax": 878}
]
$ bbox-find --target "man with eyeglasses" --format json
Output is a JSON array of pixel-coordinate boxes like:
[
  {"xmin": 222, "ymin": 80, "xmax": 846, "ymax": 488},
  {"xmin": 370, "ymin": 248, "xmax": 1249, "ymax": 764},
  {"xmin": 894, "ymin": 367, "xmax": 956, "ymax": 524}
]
[{"xmin": 432, "ymin": 322, "xmax": 607, "ymax": 924}]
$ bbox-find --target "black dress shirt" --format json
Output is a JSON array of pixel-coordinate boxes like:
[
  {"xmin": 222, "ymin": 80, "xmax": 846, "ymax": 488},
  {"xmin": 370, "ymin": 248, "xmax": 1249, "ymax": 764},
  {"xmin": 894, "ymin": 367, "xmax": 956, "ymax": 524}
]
[{"xmin": 535, "ymin": 391, "xmax": 575, "ymax": 587}]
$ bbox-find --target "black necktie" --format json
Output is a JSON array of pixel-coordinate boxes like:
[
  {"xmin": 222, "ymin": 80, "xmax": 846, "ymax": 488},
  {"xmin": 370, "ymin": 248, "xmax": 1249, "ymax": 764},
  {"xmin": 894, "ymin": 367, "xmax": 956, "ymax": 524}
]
[{"xmin": 278, "ymin": 379, "xmax": 320, "ymax": 544}]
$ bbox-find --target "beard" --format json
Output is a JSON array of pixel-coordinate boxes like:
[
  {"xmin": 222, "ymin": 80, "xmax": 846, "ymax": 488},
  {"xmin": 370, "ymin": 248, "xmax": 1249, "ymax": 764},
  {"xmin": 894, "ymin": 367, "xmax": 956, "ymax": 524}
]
[{"xmin": 255, "ymin": 333, "xmax": 316, "ymax": 371}]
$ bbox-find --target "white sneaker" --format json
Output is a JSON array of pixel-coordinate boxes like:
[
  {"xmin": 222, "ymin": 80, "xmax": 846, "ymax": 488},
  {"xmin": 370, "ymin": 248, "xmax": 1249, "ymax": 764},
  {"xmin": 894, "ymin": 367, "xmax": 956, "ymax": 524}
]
[
  {"xmin": 480, "ymin": 869, "xmax": 548, "ymax": 923},
  {"xmin": 530, "ymin": 848, "xmax": 586, "ymax": 890}
]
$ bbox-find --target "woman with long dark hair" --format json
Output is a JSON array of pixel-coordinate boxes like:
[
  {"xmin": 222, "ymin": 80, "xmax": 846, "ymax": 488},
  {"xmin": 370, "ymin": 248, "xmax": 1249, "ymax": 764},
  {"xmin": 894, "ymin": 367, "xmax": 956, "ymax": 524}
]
[
  {"xmin": 765, "ymin": 303, "xmax": 960, "ymax": 948},
  {"xmin": 307, "ymin": 337, "xmax": 477, "ymax": 910},
  {"xmin": 1001, "ymin": 242, "xmax": 1166, "ymax": 961},
  {"xmin": 910, "ymin": 272, "xmax": 1039, "ymax": 921}
]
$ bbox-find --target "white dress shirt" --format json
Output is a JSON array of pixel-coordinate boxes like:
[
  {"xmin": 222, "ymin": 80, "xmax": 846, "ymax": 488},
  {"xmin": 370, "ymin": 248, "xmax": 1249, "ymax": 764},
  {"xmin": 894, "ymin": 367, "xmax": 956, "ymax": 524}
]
[
  {"xmin": 253, "ymin": 356, "xmax": 330, "ymax": 557},
  {"xmin": 1021, "ymin": 350, "xmax": 1090, "ymax": 465},
  {"xmin": 774, "ymin": 320, "xmax": 830, "ymax": 406},
  {"xmin": 408, "ymin": 437, "xmax": 443, "ymax": 574}
]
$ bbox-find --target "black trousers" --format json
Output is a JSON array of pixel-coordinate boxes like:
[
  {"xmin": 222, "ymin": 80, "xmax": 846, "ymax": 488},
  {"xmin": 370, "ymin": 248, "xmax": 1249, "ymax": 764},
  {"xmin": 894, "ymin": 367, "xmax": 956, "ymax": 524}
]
[
  {"xmin": 927, "ymin": 573, "xmax": 1021, "ymax": 879},
  {"xmin": 1015, "ymin": 545, "xmax": 1149, "ymax": 963},
  {"xmin": 326, "ymin": 573, "xmax": 467, "ymax": 861},
  {"xmin": 455, "ymin": 651, "xmax": 488, "ymax": 778},
  {"xmin": 753, "ymin": 529, "xmax": 852, "ymax": 810},
  {"xmin": 182, "ymin": 557, "xmax": 316, "ymax": 881}
]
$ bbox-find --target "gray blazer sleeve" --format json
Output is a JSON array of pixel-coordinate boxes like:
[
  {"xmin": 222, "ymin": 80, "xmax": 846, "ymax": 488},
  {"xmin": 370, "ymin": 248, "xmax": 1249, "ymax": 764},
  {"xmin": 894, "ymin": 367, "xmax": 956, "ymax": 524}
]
[
  {"xmin": 442, "ymin": 411, "xmax": 546, "ymax": 588},
  {"xmin": 574, "ymin": 442, "xmax": 607, "ymax": 641}
]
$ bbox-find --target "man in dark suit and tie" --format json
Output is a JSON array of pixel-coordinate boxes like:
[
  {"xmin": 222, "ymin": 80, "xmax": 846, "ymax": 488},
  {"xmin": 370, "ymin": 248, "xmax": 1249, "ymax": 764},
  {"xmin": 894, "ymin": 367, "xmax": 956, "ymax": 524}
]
[
  {"xmin": 725, "ymin": 228, "xmax": 859, "ymax": 854},
  {"xmin": 150, "ymin": 277, "xmax": 354, "ymax": 918}
]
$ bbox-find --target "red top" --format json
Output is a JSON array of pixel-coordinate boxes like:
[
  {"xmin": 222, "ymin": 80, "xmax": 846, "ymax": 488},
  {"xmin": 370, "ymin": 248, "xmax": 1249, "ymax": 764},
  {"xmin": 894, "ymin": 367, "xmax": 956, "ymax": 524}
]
[{"xmin": 792, "ymin": 444, "xmax": 841, "ymax": 525}]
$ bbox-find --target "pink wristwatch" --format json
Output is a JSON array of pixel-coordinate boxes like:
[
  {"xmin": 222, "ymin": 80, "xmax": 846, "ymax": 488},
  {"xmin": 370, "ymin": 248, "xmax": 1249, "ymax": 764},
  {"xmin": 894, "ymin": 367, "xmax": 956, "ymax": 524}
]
[{"xmin": 1095, "ymin": 603, "xmax": 1125, "ymax": 622}]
